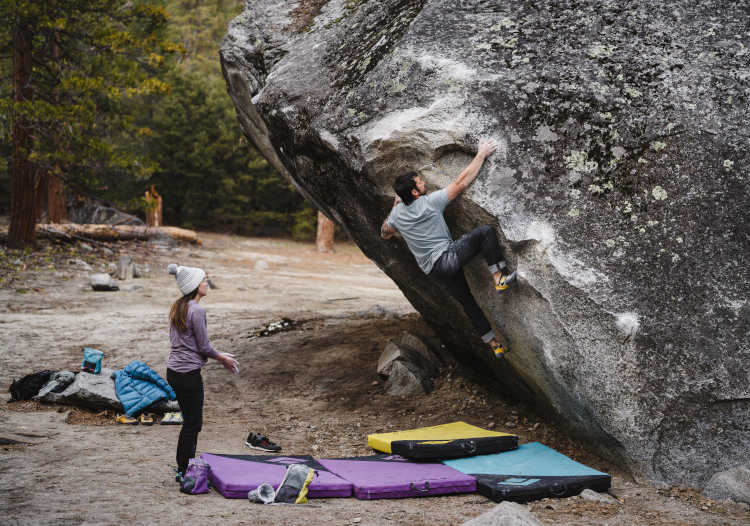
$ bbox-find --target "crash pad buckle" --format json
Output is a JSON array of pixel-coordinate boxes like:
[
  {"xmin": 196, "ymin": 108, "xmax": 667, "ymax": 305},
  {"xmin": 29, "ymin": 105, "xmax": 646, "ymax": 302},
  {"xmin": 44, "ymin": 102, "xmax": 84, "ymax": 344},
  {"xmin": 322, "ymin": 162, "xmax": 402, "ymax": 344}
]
[
  {"xmin": 550, "ymin": 482, "xmax": 567, "ymax": 496},
  {"xmin": 409, "ymin": 481, "xmax": 431, "ymax": 493},
  {"xmin": 462, "ymin": 440, "xmax": 477, "ymax": 454}
]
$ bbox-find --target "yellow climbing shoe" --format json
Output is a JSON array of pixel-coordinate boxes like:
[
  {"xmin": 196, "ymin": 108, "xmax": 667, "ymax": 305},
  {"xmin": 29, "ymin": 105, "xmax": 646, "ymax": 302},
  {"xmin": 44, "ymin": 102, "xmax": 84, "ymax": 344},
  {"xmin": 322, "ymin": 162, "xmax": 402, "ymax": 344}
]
[
  {"xmin": 495, "ymin": 271, "xmax": 517, "ymax": 292},
  {"xmin": 493, "ymin": 345, "xmax": 508, "ymax": 359},
  {"xmin": 140, "ymin": 413, "xmax": 154, "ymax": 426},
  {"xmin": 116, "ymin": 414, "xmax": 138, "ymax": 425}
]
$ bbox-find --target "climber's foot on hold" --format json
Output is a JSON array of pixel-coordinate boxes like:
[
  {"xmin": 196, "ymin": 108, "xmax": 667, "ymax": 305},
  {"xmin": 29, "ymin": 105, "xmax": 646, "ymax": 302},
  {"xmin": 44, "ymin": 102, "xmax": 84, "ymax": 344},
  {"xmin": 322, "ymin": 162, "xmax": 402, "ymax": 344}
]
[
  {"xmin": 495, "ymin": 270, "xmax": 516, "ymax": 292},
  {"xmin": 489, "ymin": 339, "xmax": 508, "ymax": 359},
  {"xmin": 492, "ymin": 344, "xmax": 507, "ymax": 359}
]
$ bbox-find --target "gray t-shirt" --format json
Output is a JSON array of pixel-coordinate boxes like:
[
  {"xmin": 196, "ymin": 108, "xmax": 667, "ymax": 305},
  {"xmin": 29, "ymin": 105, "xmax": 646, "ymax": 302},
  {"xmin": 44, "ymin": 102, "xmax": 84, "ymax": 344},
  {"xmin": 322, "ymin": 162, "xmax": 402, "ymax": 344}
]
[{"xmin": 386, "ymin": 188, "xmax": 452, "ymax": 274}]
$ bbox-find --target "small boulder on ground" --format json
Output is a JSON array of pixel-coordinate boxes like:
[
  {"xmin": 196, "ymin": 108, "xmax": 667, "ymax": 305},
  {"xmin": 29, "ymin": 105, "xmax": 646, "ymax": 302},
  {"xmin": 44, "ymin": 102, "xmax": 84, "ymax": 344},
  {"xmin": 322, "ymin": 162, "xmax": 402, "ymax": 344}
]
[
  {"xmin": 579, "ymin": 488, "xmax": 619, "ymax": 504},
  {"xmin": 703, "ymin": 465, "xmax": 750, "ymax": 504},
  {"xmin": 90, "ymin": 273, "xmax": 119, "ymax": 291},
  {"xmin": 461, "ymin": 501, "xmax": 543, "ymax": 526},
  {"xmin": 70, "ymin": 258, "xmax": 93, "ymax": 271},
  {"xmin": 383, "ymin": 360, "xmax": 431, "ymax": 396},
  {"xmin": 399, "ymin": 332, "xmax": 442, "ymax": 373},
  {"xmin": 377, "ymin": 332, "xmax": 442, "ymax": 396},
  {"xmin": 117, "ymin": 255, "xmax": 134, "ymax": 280}
]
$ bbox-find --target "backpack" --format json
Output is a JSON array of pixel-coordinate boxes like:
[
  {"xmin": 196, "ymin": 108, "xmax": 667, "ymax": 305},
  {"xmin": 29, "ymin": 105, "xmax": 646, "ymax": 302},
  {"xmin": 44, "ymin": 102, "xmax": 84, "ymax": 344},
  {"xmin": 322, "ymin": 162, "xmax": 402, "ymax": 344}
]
[
  {"xmin": 8, "ymin": 370, "xmax": 56, "ymax": 402},
  {"xmin": 180, "ymin": 458, "xmax": 211, "ymax": 495},
  {"xmin": 81, "ymin": 347, "xmax": 103, "ymax": 374}
]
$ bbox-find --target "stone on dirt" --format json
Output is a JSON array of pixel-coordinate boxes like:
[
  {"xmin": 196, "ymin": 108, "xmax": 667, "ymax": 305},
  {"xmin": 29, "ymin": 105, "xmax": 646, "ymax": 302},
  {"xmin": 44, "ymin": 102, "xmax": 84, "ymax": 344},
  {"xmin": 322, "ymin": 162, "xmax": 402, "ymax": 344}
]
[
  {"xmin": 579, "ymin": 488, "xmax": 619, "ymax": 504},
  {"xmin": 703, "ymin": 465, "xmax": 750, "ymax": 504},
  {"xmin": 383, "ymin": 359, "xmax": 431, "ymax": 396},
  {"xmin": 378, "ymin": 340, "xmax": 437, "ymax": 378},
  {"xmin": 461, "ymin": 501, "xmax": 543, "ymax": 526},
  {"xmin": 90, "ymin": 273, "xmax": 119, "ymax": 291},
  {"xmin": 117, "ymin": 255, "xmax": 134, "ymax": 280},
  {"xmin": 70, "ymin": 258, "xmax": 92, "ymax": 271},
  {"xmin": 399, "ymin": 332, "xmax": 442, "ymax": 373},
  {"xmin": 378, "ymin": 333, "xmax": 440, "ymax": 395}
]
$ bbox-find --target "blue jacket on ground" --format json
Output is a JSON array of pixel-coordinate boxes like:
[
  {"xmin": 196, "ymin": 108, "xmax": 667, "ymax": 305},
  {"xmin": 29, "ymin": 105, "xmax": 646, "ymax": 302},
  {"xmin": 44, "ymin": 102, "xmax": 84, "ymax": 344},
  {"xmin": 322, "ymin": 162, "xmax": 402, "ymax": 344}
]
[{"xmin": 113, "ymin": 360, "xmax": 176, "ymax": 417}]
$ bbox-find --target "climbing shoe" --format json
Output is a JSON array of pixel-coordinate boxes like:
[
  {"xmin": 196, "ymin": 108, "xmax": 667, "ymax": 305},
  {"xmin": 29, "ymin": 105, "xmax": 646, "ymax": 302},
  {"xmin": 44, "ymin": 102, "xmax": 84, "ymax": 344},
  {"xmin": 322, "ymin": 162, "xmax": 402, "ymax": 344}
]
[
  {"xmin": 139, "ymin": 413, "xmax": 154, "ymax": 426},
  {"xmin": 160, "ymin": 412, "xmax": 183, "ymax": 425},
  {"xmin": 245, "ymin": 433, "xmax": 281, "ymax": 452},
  {"xmin": 493, "ymin": 344, "xmax": 508, "ymax": 359},
  {"xmin": 495, "ymin": 271, "xmax": 517, "ymax": 292},
  {"xmin": 116, "ymin": 414, "xmax": 138, "ymax": 425}
]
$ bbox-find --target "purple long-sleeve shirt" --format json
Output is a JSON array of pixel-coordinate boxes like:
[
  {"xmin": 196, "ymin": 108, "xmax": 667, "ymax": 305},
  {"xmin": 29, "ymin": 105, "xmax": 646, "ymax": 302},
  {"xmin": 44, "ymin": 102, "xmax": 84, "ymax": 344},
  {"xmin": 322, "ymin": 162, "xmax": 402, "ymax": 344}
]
[{"xmin": 167, "ymin": 300, "xmax": 219, "ymax": 373}]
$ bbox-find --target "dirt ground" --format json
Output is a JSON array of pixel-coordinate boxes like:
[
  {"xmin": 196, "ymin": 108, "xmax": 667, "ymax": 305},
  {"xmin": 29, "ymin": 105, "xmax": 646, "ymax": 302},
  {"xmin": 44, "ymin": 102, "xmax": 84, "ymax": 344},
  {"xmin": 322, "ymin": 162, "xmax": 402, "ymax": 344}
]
[{"xmin": 1, "ymin": 231, "xmax": 749, "ymax": 526}]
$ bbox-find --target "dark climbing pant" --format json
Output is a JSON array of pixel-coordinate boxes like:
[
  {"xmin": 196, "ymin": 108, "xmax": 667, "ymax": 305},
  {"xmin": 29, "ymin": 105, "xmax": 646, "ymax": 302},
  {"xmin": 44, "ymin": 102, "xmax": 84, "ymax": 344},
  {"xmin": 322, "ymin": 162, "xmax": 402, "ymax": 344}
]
[
  {"xmin": 429, "ymin": 225, "xmax": 506, "ymax": 343},
  {"xmin": 167, "ymin": 368, "xmax": 204, "ymax": 474}
]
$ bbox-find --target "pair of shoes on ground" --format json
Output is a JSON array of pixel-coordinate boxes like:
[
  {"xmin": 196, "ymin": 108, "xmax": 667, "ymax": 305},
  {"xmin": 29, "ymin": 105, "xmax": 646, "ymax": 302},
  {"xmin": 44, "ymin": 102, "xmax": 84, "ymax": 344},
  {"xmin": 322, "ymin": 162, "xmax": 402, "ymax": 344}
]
[
  {"xmin": 115, "ymin": 413, "xmax": 155, "ymax": 425},
  {"xmin": 495, "ymin": 270, "xmax": 517, "ymax": 292},
  {"xmin": 245, "ymin": 432, "xmax": 281, "ymax": 452},
  {"xmin": 160, "ymin": 412, "xmax": 183, "ymax": 425}
]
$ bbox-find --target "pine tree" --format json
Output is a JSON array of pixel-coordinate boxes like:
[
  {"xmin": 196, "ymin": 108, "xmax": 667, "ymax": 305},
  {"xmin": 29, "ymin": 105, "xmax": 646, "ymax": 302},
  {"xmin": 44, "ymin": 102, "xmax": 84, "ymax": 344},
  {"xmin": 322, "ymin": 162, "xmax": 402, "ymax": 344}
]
[{"xmin": 1, "ymin": 0, "xmax": 179, "ymax": 246}]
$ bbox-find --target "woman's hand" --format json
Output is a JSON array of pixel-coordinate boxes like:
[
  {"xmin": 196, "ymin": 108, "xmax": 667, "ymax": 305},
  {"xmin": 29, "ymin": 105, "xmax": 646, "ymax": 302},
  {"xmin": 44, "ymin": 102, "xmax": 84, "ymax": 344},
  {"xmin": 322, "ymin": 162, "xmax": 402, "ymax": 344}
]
[{"xmin": 218, "ymin": 352, "xmax": 240, "ymax": 375}]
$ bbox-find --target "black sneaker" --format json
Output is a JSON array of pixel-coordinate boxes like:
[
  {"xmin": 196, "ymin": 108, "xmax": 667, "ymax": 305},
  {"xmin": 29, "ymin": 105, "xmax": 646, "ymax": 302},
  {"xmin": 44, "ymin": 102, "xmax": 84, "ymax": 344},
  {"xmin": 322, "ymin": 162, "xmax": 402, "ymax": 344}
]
[{"xmin": 245, "ymin": 432, "xmax": 281, "ymax": 452}]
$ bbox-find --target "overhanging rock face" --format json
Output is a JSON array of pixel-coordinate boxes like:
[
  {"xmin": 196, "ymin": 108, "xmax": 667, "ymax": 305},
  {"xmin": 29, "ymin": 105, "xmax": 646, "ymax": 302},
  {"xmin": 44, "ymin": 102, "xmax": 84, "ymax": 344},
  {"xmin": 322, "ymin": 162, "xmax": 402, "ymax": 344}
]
[{"xmin": 220, "ymin": 0, "xmax": 750, "ymax": 486}]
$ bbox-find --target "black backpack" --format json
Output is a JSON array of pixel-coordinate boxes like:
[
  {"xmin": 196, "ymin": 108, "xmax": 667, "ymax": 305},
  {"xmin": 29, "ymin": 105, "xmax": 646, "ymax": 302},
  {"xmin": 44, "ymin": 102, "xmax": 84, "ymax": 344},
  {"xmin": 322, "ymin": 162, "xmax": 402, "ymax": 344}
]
[{"xmin": 8, "ymin": 370, "xmax": 56, "ymax": 402}]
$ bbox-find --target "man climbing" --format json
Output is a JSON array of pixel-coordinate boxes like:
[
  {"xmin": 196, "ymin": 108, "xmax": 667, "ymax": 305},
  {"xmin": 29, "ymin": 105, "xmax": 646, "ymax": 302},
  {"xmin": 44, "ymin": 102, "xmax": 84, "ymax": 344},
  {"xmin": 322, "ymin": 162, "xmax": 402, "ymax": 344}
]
[{"xmin": 380, "ymin": 139, "xmax": 516, "ymax": 358}]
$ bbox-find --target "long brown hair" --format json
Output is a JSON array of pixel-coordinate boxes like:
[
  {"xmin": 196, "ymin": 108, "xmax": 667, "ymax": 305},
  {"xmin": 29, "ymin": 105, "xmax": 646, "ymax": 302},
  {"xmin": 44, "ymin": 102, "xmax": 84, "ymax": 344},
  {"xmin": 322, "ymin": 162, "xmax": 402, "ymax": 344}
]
[{"xmin": 169, "ymin": 288, "xmax": 199, "ymax": 333}]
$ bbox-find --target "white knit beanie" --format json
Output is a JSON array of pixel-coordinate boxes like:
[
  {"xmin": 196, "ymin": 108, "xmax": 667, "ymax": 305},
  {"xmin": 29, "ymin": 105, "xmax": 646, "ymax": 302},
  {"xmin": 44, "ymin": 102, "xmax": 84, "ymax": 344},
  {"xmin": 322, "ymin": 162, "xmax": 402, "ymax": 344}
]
[{"xmin": 167, "ymin": 263, "xmax": 206, "ymax": 296}]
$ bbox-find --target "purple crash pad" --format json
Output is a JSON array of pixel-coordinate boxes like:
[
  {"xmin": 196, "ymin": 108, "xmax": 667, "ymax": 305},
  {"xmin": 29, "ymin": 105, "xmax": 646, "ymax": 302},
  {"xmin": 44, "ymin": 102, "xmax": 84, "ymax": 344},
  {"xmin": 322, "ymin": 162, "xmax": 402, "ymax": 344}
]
[
  {"xmin": 318, "ymin": 454, "xmax": 476, "ymax": 500},
  {"xmin": 200, "ymin": 453, "xmax": 352, "ymax": 499}
]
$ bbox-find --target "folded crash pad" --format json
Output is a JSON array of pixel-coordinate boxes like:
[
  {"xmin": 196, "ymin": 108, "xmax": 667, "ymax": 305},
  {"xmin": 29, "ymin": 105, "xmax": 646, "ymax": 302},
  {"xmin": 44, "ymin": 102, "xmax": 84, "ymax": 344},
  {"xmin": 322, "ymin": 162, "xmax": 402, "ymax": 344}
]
[
  {"xmin": 443, "ymin": 442, "xmax": 611, "ymax": 502},
  {"xmin": 318, "ymin": 454, "xmax": 476, "ymax": 500},
  {"xmin": 200, "ymin": 454, "xmax": 352, "ymax": 499},
  {"xmin": 367, "ymin": 421, "xmax": 518, "ymax": 459}
]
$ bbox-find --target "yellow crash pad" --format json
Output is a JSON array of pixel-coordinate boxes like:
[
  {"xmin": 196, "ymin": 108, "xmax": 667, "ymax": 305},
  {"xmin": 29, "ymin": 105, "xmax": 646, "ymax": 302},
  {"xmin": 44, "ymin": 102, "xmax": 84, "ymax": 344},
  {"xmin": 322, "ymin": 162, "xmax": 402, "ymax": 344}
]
[{"xmin": 368, "ymin": 421, "xmax": 518, "ymax": 459}]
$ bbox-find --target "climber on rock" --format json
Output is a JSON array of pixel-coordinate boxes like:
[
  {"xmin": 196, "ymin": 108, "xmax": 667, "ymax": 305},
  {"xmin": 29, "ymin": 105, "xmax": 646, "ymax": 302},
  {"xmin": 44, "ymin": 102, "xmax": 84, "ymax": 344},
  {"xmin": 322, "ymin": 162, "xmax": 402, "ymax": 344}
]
[{"xmin": 380, "ymin": 139, "xmax": 516, "ymax": 358}]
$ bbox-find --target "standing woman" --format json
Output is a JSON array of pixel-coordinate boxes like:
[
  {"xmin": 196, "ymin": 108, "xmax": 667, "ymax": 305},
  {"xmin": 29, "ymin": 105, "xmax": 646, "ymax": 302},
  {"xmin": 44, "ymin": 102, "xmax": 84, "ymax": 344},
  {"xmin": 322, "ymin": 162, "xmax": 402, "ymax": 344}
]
[{"xmin": 166, "ymin": 263, "xmax": 239, "ymax": 480}]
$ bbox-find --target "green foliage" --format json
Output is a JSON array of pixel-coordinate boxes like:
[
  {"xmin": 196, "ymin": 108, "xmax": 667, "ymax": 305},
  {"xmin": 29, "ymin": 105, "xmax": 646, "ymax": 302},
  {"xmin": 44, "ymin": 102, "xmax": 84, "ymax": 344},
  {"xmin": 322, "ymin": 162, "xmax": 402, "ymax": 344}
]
[
  {"xmin": 129, "ymin": 67, "xmax": 305, "ymax": 235},
  {"xmin": 0, "ymin": 0, "xmax": 178, "ymax": 185},
  {"xmin": 0, "ymin": 0, "xmax": 314, "ymax": 238},
  {"xmin": 291, "ymin": 204, "xmax": 318, "ymax": 241}
]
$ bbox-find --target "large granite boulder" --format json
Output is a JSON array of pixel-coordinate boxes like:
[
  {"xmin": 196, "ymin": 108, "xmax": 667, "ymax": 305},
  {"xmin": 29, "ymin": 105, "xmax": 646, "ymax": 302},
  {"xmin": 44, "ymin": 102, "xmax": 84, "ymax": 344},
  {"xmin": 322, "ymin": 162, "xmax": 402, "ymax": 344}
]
[{"xmin": 220, "ymin": 0, "xmax": 749, "ymax": 487}]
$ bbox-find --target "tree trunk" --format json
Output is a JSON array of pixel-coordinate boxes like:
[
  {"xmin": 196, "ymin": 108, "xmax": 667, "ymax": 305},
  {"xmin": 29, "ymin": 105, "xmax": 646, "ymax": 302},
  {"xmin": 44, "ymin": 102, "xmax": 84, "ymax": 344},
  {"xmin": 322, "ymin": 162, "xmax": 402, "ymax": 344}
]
[
  {"xmin": 316, "ymin": 211, "xmax": 335, "ymax": 253},
  {"xmin": 35, "ymin": 223, "xmax": 201, "ymax": 244},
  {"xmin": 144, "ymin": 185, "xmax": 163, "ymax": 227},
  {"xmin": 44, "ymin": 27, "xmax": 67, "ymax": 224},
  {"xmin": 9, "ymin": 19, "xmax": 37, "ymax": 248},
  {"xmin": 45, "ymin": 173, "xmax": 67, "ymax": 223}
]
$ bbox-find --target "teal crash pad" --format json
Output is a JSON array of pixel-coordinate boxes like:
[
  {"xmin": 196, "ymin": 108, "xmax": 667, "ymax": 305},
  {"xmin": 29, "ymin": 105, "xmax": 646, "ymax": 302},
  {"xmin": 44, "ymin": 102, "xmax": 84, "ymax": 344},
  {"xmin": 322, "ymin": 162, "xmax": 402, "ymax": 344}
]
[{"xmin": 443, "ymin": 442, "xmax": 611, "ymax": 502}]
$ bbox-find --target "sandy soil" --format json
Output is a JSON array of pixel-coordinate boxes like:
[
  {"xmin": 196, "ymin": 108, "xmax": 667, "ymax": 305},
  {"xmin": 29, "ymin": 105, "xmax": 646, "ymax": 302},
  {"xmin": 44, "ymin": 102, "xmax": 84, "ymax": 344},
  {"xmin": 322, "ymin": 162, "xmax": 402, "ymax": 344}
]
[{"xmin": 1, "ymin": 232, "xmax": 748, "ymax": 526}]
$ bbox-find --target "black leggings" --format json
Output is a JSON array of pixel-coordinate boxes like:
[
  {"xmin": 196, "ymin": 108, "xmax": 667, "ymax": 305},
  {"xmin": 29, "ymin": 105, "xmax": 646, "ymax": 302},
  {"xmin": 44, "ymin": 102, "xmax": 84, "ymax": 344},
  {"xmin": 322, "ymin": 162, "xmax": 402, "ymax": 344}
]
[
  {"xmin": 429, "ymin": 225, "xmax": 506, "ymax": 342},
  {"xmin": 167, "ymin": 368, "xmax": 204, "ymax": 474}
]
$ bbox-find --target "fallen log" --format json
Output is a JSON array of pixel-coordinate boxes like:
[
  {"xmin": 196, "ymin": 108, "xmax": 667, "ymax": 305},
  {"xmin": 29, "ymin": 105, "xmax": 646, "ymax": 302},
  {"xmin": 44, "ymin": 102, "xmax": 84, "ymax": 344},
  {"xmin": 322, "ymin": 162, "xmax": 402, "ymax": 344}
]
[{"xmin": 36, "ymin": 223, "xmax": 201, "ymax": 245}]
